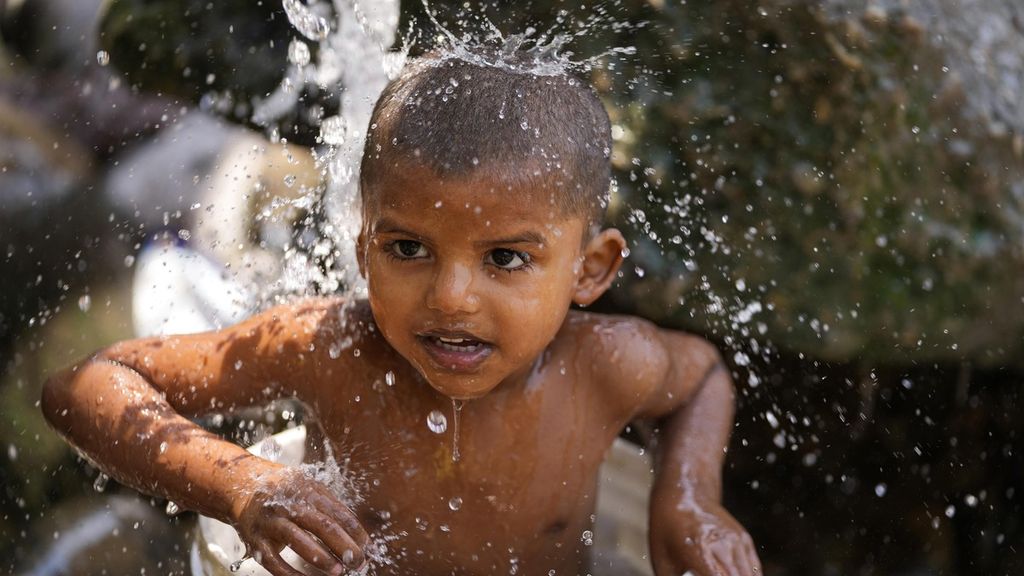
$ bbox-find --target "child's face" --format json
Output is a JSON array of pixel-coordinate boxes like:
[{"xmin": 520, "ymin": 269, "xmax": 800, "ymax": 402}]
[{"xmin": 359, "ymin": 163, "xmax": 592, "ymax": 400}]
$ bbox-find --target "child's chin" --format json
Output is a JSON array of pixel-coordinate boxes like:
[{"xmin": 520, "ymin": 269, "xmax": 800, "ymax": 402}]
[{"xmin": 425, "ymin": 375, "xmax": 497, "ymax": 400}]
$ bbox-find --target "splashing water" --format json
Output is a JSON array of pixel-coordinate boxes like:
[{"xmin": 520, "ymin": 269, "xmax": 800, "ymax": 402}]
[
  {"xmin": 417, "ymin": 0, "xmax": 640, "ymax": 77},
  {"xmin": 165, "ymin": 501, "xmax": 180, "ymax": 516},
  {"xmin": 247, "ymin": 0, "xmax": 645, "ymax": 307},
  {"xmin": 282, "ymin": 0, "xmax": 332, "ymax": 41},
  {"xmin": 92, "ymin": 472, "xmax": 109, "ymax": 493}
]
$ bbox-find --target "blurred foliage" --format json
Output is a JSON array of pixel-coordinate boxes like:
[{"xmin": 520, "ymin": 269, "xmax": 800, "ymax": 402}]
[
  {"xmin": 0, "ymin": 281, "xmax": 136, "ymax": 571},
  {"xmin": 599, "ymin": 0, "xmax": 1024, "ymax": 367}
]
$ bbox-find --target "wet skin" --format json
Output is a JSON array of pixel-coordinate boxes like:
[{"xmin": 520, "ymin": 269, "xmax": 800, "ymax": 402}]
[{"xmin": 41, "ymin": 164, "xmax": 761, "ymax": 576}]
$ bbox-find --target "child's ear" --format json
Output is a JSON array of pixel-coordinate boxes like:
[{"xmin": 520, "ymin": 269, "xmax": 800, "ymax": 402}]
[{"xmin": 573, "ymin": 228, "xmax": 626, "ymax": 306}]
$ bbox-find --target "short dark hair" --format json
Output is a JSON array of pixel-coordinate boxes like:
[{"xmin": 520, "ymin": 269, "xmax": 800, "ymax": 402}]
[{"xmin": 360, "ymin": 50, "xmax": 612, "ymax": 224}]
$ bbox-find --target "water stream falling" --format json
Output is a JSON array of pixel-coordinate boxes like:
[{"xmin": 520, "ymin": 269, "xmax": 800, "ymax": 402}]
[{"xmin": 451, "ymin": 399, "xmax": 464, "ymax": 462}]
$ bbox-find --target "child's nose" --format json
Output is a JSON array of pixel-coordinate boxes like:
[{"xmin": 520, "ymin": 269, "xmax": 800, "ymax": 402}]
[{"xmin": 427, "ymin": 261, "xmax": 480, "ymax": 315}]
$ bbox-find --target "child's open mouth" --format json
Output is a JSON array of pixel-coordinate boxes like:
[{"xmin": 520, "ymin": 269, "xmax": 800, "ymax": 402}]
[{"xmin": 417, "ymin": 332, "xmax": 494, "ymax": 372}]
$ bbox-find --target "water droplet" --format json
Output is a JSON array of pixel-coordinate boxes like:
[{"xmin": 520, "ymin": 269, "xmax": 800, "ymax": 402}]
[
  {"xmin": 284, "ymin": 174, "xmax": 297, "ymax": 188},
  {"xmin": 124, "ymin": 255, "xmax": 136, "ymax": 267},
  {"xmin": 320, "ymin": 116, "xmax": 346, "ymax": 146},
  {"xmin": 581, "ymin": 530, "xmax": 593, "ymax": 546},
  {"xmin": 945, "ymin": 504, "xmax": 956, "ymax": 518},
  {"xmin": 448, "ymin": 496, "xmax": 462, "ymax": 511},
  {"xmin": 874, "ymin": 483, "xmax": 887, "ymax": 497},
  {"xmin": 96, "ymin": 50, "xmax": 110, "ymax": 66},
  {"xmin": 427, "ymin": 410, "xmax": 448, "ymax": 434},
  {"xmin": 165, "ymin": 501, "xmax": 180, "ymax": 516},
  {"xmin": 178, "ymin": 229, "xmax": 191, "ymax": 241},
  {"xmin": 158, "ymin": 442, "xmax": 168, "ymax": 454},
  {"xmin": 93, "ymin": 473, "xmax": 109, "ymax": 492},
  {"xmin": 385, "ymin": 371, "xmax": 395, "ymax": 386},
  {"xmin": 282, "ymin": 0, "xmax": 331, "ymax": 41},
  {"xmin": 78, "ymin": 295, "xmax": 92, "ymax": 312},
  {"xmin": 288, "ymin": 39, "xmax": 311, "ymax": 67}
]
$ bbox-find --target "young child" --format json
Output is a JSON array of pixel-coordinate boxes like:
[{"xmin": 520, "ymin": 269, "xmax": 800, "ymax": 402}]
[{"xmin": 42, "ymin": 51, "xmax": 761, "ymax": 576}]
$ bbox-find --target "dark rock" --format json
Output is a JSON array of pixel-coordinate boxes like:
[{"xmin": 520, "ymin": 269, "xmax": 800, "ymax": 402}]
[
  {"xmin": 97, "ymin": 0, "xmax": 334, "ymax": 143},
  {"xmin": 597, "ymin": 0, "xmax": 1024, "ymax": 366}
]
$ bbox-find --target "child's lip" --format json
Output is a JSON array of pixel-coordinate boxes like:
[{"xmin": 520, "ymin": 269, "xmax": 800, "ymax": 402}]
[
  {"xmin": 417, "ymin": 334, "xmax": 494, "ymax": 372},
  {"xmin": 418, "ymin": 328, "xmax": 490, "ymax": 343}
]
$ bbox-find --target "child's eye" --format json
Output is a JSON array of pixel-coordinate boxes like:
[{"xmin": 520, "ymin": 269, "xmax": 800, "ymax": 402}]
[
  {"xmin": 389, "ymin": 240, "xmax": 428, "ymax": 259},
  {"xmin": 487, "ymin": 248, "xmax": 530, "ymax": 270}
]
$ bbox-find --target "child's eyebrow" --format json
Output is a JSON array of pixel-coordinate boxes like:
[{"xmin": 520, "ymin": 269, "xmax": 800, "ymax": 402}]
[
  {"xmin": 475, "ymin": 231, "xmax": 547, "ymax": 247},
  {"xmin": 374, "ymin": 218, "xmax": 423, "ymax": 238}
]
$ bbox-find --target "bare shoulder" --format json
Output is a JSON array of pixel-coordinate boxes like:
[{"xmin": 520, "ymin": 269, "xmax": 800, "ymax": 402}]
[
  {"xmin": 561, "ymin": 310, "xmax": 724, "ymax": 420},
  {"xmin": 560, "ymin": 311, "xmax": 668, "ymax": 417}
]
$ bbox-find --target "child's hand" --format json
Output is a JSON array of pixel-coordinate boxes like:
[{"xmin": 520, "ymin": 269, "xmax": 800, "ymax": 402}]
[
  {"xmin": 231, "ymin": 465, "xmax": 371, "ymax": 576},
  {"xmin": 650, "ymin": 496, "xmax": 761, "ymax": 576}
]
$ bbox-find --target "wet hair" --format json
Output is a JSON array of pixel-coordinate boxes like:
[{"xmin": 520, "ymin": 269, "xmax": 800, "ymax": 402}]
[{"xmin": 360, "ymin": 50, "xmax": 612, "ymax": 225}]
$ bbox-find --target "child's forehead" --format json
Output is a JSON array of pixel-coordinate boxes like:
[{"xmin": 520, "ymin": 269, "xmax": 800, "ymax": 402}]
[{"xmin": 365, "ymin": 161, "xmax": 572, "ymax": 217}]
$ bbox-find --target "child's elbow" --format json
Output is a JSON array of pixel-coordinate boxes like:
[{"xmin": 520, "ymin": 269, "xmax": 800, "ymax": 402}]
[
  {"xmin": 669, "ymin": 332, "xmax": 725, "ymax": 375},
  {"xmin": 40, "ymin": 368, "xmax": 73, "ymax": 430},
  {"xmin": 40, "ymin": 353, "xmax": 100, "ymax": 430}
]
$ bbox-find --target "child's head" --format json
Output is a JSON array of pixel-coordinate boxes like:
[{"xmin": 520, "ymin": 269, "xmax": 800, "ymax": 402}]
[
  {"xmin": 356, "ymin": 51, "xmax": 626, "ymax": 399},
  {"xmin": 360, "ymin": 50, "xmax": 613, "ymax": 230}
]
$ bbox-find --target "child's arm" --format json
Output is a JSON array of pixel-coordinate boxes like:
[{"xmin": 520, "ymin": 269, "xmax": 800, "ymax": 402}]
[
  {"xmin": 644, "ymin": 332, "xmax": 760, "ymax": 576},
  {"xmin": 595, "ymin": 318, "xmax": 760, "ymax": 576},
  {"xmin": 42, "ymin": 299, "xmax": 368, "ymax": 576}
]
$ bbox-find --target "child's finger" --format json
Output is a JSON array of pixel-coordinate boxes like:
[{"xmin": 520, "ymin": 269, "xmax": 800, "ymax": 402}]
[
  {"xmin": 731, "ymin": 543, "xmax": 755, "ymax": 576},
  {"xmin": 309, "ymin": 489, "xmax": 371, "ymax": 545},
  {"xmin": 253, "ymin": 542, "xmax": 307, "ymax": 576},
  {"xmin": 271, "ymin": 520, "xmax": 345, "ymax": 575},
  {"xmin": 746, "ymin": 543, "xmax": 763, "ymax": 575},
  {"xmin": 711, "ymin": 548, "xmax": 739, "ymax": 576},
  {"xmin": 292, "ymin": 508, "xmax": 365, "ymax": 568}
]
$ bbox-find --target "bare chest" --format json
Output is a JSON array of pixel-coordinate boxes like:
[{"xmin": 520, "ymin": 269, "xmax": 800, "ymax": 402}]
[{"xmin": 307, "ymin": 374, "xmax": 616, "ymax": 573}]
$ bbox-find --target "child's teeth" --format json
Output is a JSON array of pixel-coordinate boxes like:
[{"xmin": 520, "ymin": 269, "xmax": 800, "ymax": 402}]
[{"xmin": 434, "ymin": 337, "xmax": 480, "ymax": 352}]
